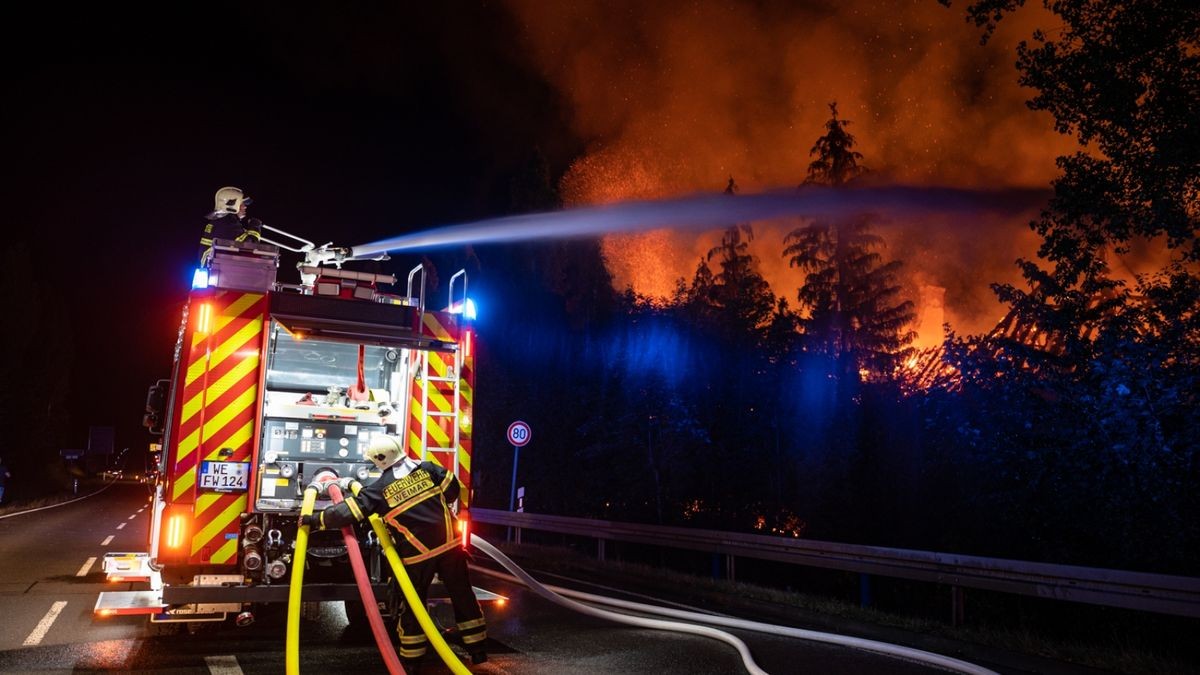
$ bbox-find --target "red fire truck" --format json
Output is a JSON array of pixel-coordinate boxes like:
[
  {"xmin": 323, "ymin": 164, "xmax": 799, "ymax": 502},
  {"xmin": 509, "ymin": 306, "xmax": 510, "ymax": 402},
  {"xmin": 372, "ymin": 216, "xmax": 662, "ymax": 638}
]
[{"xmin": 95, "ymin": 231, "xmax": 494, "ymax": 628}]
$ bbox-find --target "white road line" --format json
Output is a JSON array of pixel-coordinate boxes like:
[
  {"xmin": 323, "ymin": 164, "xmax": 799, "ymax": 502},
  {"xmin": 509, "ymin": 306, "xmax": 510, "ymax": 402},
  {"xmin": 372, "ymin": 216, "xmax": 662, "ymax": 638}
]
[
  {"xmin": 206, "ymin": 655, "xmax": 244, "ymax": 675},
  {"xmin": 128, "ymin": 514, "xmax": 137, "ymax": 520},
  {"xmin": 77, "ymin": 556, "xmax": 97, "ymax": 577},
  {"xmin": 23, "ymin": 601, "xmax": 67, "ymax": 646},
  {"xmin": 101, "ymin": 535, "xmax": 114, "ymax": 546},
  {"xmin": 117, "ymin": 522, "xmax": 127, "ymax": 530}
]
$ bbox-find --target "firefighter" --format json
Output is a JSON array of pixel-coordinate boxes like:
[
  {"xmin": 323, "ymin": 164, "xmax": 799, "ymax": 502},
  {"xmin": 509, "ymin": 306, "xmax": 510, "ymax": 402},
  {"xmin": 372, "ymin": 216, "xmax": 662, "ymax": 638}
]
[
  {"xmin": 305, "ymin": 435, "xmax": 487, "ymax": 670},
  {"xmin": 199, "ymin": 186, "xmax": 262, "ymax": 265}
]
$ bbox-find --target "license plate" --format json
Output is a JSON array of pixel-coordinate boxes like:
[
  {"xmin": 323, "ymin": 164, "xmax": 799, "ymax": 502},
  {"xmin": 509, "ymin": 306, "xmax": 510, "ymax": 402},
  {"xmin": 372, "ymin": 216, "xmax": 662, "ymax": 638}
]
[{"xmin": 198, "ymin": 461, "xmax": 250, "ymax": 491}]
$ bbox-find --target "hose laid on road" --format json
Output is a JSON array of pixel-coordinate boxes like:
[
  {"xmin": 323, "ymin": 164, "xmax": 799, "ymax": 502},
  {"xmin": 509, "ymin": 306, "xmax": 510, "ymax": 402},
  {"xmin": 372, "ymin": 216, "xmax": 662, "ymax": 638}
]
[
  {"xmin": 473, "ymin": 564, "xmax": 998, "ymax": 675},
  {"xmin": 471, "ymin": 536, "xmax": 999, "ymax": 675},
  {"xmin": 328, "ymin": 482, "xmax": 403, "ymax": 675},
  {"xmin": 286, "ymin": 486, "xmax": 319, "ymax": 675},
  {"xmin": 471, "ymin": 534, "xmax": 770, "ymax": 675}
]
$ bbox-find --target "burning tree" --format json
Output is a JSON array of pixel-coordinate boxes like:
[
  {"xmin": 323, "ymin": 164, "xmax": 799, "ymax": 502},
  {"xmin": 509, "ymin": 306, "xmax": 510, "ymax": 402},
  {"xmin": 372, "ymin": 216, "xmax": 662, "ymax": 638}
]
[
  {"xmin": 702, "ymin": 177, "xmax": 777, "ymax": 345},
  {"xmin": 784, "ymin": 103, "xmax": 916, "ymax": 381}
]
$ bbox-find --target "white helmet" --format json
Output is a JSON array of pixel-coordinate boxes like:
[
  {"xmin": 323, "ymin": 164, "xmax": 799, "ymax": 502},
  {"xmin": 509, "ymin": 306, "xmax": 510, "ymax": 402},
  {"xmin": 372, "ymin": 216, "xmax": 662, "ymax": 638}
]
[
  {"xmin": 364, "ymin": 434, "xmax": 404, "ymax": 470},
  {"xmin": 212, "ymin": 186, "xmax": 251, "ymax": 216}
]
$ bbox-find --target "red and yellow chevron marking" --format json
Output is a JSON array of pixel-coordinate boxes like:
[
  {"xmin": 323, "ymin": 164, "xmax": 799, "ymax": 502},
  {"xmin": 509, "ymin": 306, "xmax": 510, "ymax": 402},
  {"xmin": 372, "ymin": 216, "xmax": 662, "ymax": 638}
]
[
  {"xmin": 191, "ymin": 491, "xmax": 249, "ymax": 563},
  {"xmin": 459, "ymin": 340, "xmax": 474, "ymax": 506},
  {"xmin": 458, "ymin": 335, "xmax": 474, "ymax": 506},
  {"xmin": 169, "ymin": 290, "xmax": 266, "ymax": 565},
  {"xmin": 422, "ymin": 312, "xmax": 453, "ymax": 341},
  {"xmin": 408, "ymin": 312, "xmax": 474, "ymax": 506},
  {"xmin": 408, "ymin": 351, "xmax": 456, "ymax": 459}
]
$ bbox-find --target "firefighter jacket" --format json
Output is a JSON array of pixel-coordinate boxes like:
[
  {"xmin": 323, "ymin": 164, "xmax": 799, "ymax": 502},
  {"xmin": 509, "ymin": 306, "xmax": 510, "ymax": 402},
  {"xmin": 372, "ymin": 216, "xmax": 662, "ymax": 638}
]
[
  {"xmin": 314, "ymin": 459, "xmax": 461, "ymax": 564},
  {"xmin": 200, "ymin": 214, "xmax": 262, "ymax": 262}
]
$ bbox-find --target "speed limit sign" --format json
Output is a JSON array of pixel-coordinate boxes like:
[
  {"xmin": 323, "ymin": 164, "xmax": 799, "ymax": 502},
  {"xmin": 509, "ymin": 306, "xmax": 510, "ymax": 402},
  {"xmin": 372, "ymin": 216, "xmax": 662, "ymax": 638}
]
[{"xmin": 506, "ymin": 420, "xmax": 531, "ymax": 447}]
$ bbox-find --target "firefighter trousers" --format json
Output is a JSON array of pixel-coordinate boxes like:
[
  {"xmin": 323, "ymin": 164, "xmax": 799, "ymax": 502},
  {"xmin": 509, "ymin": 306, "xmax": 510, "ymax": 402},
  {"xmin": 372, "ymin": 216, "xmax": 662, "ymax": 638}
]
[{"xmin": 397, "ymin": 547, "xmax": 487, "ymax": 661}]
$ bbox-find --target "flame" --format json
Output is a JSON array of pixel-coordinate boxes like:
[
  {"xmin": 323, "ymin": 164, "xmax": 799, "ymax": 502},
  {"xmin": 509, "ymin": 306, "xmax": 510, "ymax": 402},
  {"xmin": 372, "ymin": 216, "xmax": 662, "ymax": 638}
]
[{"xmin": 506, "ymin": 0, "xmax": 1081, "ymax": 338}]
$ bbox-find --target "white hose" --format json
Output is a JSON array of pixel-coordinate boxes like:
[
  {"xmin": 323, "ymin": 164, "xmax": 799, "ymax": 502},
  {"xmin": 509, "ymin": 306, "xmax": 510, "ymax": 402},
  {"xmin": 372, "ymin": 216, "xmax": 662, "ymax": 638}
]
[
  {"xmin": 471, "ymin": 535, "xmax": 1000, "ymax": 675},
  {"xmin": 471, "ymin": 534, "xmax": 770, "ymax": 675}
]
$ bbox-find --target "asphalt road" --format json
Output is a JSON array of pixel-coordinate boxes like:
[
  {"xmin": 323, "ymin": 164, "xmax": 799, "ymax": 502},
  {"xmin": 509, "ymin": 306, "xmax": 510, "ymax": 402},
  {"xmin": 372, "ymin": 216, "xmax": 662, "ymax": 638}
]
[{"xmin": 0, "ymin": 483, "xmax": 993, "ymax": 674}]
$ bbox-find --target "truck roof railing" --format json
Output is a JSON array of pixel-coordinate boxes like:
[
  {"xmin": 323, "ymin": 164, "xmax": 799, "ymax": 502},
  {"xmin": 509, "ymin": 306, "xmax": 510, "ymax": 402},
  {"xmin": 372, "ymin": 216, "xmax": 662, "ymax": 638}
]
[{"xmin": 259, "ymin": 223, "xmax": 317, "ymax": 254}]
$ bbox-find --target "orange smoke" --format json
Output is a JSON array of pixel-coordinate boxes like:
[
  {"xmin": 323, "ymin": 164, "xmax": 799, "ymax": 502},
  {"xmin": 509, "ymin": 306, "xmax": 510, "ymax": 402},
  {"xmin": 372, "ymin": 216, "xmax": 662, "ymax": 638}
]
[{"xmin": 505, "ymin": 0, "xmax": 1080, "ymax": 338}]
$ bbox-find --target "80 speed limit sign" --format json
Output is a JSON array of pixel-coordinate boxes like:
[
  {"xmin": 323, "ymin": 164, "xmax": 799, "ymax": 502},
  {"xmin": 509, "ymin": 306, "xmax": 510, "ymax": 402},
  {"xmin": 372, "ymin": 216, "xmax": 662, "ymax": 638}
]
[{"xmin": 506, "ymin": 421, "xmax": 531, "ymax": 447}]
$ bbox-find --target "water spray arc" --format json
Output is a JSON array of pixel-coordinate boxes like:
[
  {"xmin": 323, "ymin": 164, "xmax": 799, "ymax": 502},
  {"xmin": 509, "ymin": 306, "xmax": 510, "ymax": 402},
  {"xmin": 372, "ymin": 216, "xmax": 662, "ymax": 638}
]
[{"xmin": 347, "ymin": 184, "xmax": 1049, "ymax": 259}]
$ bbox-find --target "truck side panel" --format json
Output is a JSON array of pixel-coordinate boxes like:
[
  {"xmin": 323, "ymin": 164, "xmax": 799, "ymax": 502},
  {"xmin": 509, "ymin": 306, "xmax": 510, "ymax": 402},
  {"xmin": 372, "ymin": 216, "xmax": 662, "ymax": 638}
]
[
  {"xmin": 409, "ymin": 310, "xmax": 474, "ymax": 507},
  {"xmin": 162, "ymin": 289, "xmax": 267, "ymax": 565}
]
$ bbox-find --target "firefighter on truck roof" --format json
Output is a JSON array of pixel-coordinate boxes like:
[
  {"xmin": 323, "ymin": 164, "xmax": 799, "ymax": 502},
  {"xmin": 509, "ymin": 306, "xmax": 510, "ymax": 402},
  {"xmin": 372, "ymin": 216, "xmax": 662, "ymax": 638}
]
[
  {"xmin": 304, "ymin": 435, "xmax": 487, "ymax": 671},
  {"xmin": 199, "ymin": 186, "xmax": 262, "ymax": 266}
]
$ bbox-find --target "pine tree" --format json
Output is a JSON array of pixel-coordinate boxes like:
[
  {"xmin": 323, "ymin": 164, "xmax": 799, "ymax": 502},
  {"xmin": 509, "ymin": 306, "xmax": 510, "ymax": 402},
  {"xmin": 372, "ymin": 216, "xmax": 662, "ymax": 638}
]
[
  {"xmin": 704, "ymin": 177, "xmax": 776, "ymax": 343},
  {"xmin": 784, "ymin": 103, "xmax": 915, "ymax": 379}
]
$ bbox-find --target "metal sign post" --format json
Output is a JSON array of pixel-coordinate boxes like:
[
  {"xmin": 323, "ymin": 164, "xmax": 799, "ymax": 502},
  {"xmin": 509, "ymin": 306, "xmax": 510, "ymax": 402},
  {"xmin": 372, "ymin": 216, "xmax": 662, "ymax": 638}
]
[{"xmin": 506, "ymin": 421, "xmax": 531, "ymax": 542}]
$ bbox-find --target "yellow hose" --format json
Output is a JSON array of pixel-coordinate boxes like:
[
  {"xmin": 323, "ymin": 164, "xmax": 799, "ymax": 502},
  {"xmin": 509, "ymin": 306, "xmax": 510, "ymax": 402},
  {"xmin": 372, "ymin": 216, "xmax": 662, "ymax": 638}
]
[
  {"xmin": 351, "ymin": 481, "xmax": 470, "ymax": 675},
  {"xmin": 286, "ymin": 486, "xmax": 319, "ymax": 675}
]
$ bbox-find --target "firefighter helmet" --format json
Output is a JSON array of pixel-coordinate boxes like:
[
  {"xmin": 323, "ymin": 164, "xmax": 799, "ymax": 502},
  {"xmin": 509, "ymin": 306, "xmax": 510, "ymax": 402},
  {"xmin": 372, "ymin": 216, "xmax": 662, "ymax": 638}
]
[
  {"xmin": 212, "ymin": 186, "xmax": 252, "ymax": 216},
  {"xmin": 364, "ymin": 434, "xmax": 404, "ymax": 470}
]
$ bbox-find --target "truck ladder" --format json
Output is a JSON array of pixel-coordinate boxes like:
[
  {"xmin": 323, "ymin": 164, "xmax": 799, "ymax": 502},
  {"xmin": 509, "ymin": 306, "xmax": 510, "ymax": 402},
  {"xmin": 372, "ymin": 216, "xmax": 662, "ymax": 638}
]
[{"xmin": 415, "ymin": 345, "xmax": 462, "ymax": 476}]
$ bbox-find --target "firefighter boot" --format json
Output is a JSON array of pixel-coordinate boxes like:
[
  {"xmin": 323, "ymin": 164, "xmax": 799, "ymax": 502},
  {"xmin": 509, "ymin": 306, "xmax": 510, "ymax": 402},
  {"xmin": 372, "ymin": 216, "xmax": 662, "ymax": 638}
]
[{"xmin": 470, "ymin": 650, "xmax": 488, "ymax": 665}]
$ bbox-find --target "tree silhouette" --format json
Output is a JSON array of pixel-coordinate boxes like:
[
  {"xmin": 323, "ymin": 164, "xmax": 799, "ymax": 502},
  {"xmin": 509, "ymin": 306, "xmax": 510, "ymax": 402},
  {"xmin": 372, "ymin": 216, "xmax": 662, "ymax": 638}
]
[
  {"xmin": 942, "ymin": 0, "xmax": 1200, "ymax": 572},
  {"xmin": 783, "ymin": 103, "xmax": 915, "ymax": 379},
  {"xmin": 703, "ymin": 177, "xmax": 776, "ymax": 343}
]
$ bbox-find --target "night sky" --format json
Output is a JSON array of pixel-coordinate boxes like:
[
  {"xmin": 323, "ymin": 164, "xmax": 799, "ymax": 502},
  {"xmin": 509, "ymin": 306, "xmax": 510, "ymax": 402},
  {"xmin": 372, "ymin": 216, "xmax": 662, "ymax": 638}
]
[
  {"xmin": 4, "ymin": 1, "xmax": 1075, "ymax": 454},
  {"xmin": 5, "ymin": 3, "xmax": 582, "ymax": 452}
]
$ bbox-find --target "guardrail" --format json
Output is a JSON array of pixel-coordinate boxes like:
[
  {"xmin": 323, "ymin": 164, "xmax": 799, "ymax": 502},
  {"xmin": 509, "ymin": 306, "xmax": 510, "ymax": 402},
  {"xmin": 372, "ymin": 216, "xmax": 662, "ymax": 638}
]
[{"xmin": 470, "ymin": 508, "xmax": 1200, "ymax": 621}]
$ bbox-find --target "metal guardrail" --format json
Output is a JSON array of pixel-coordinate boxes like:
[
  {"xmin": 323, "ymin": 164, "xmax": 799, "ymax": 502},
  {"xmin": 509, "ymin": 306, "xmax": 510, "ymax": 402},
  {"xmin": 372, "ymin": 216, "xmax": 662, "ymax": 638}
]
[{"xmin": 470, "ymin": 508, "xmax": 1200, "ymax": 619}]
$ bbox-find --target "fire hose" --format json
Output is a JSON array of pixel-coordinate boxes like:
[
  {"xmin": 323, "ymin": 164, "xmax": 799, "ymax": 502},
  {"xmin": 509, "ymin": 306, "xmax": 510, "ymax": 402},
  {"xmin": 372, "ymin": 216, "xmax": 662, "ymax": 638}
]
[
  {"xmin": 286, "ymin": 482, "xmax": 985, "ymax": 675},
  {"xmin": 285, "ymin": 484, "xmax": 319, "ymax": 675},
  {"xmin": 469, "ymin": 534, "xmax": 1000, "ymax": 675},
  {"xmin": 471, "ymin": 534, "xmax": 770, "ymax": 675},
  {"xmin": 349, "ymin": 481, "xmax": 472, "ymax": 675},
  {"xmin": 328, "ymin": 481, "xmax": 403, "ymax": 675},
  {"xmin": 286, "ymin": 477, "xmax": 470, "ymax": 675}
]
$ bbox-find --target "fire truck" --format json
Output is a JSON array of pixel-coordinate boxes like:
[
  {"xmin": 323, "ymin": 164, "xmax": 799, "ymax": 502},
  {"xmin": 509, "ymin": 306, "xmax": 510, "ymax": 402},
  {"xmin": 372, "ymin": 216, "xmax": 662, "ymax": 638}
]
[{"xmin": 95, "ymin": 229, "xmax": 496, "ymax": 628}]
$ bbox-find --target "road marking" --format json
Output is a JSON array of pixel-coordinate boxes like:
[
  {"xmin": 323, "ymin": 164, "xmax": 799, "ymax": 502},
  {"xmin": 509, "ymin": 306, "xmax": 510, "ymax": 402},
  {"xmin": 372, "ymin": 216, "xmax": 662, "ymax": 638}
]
[
  {"xmin": 23, "ymin": 601, "xmax": 67, "ymax": 646},
  {"xmin": 128, "ymin": 514, "xmax": 137, "ymax": 520},
  {"xmin": 77, "ymin": 556, "xmax": 97, "ymax": 577},
  {"xmin": 117, "ymin": 522, "xmax": 127, "ymax": 530},
  {"xmin": 101, "ymin": 535, "xmax": 114, "ymax": 545},
  {"xmin": 206, "ymin": 655, "xmax": 244, "ymax": 675}
]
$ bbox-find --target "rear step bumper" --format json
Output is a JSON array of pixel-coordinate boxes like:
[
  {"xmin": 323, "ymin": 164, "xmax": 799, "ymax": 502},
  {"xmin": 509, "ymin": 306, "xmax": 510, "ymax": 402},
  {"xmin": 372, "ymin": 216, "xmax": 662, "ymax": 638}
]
[{"xmin": 96, "ymin": 582, "xmax": 505, "ymax": 616}]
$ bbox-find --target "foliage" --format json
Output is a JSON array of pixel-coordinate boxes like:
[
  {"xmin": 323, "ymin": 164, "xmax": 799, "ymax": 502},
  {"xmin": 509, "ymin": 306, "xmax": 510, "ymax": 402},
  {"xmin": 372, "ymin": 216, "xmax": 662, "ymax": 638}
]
[
  {"xmin": 931, "ymin": 0, "xmax": 1200, "ymax": 572},
  {"xmin": 472, "ymin": 14, "xmax": 1196, "ymax": 573},
  {"xmin": 784, "ymin": 103, "xmax": 916, "ymax": 379},
  {"xmin": 701, "ymin": 177, "xmax": 777, "ymax": 344}
]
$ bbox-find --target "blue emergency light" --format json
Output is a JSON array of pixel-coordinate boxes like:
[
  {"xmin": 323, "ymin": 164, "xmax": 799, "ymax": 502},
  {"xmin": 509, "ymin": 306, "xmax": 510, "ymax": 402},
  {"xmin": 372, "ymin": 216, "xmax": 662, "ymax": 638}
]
[{"xmin": 192, "ymin": 268, "xmax": 209, "ymax": 289}]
